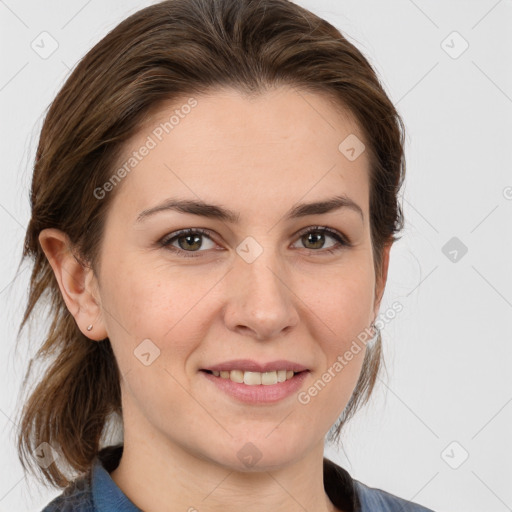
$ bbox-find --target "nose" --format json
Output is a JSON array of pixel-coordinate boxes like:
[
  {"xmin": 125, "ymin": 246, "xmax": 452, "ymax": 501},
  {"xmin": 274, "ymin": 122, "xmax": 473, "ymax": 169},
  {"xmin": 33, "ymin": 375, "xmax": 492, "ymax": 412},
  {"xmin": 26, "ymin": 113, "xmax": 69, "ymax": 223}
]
[{"xmin": 222, "ymin": 246, "xmax": 300, "ymax": 340}]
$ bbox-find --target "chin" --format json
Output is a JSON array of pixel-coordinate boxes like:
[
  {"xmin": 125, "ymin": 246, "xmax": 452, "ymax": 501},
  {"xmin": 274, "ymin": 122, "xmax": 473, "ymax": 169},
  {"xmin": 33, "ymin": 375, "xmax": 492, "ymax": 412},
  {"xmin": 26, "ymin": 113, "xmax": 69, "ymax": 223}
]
[{"xmin": 207, "ymin": 434, "xmax": 309, "ymax": 473}]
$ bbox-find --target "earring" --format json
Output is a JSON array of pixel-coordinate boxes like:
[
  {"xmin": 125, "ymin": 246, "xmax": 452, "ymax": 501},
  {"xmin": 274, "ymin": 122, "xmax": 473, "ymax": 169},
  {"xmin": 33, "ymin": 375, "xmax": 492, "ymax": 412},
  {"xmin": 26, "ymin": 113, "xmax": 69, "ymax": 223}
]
[{"xmin": 86, "ymin": 324, "xmax": 93, "ymax": 331}]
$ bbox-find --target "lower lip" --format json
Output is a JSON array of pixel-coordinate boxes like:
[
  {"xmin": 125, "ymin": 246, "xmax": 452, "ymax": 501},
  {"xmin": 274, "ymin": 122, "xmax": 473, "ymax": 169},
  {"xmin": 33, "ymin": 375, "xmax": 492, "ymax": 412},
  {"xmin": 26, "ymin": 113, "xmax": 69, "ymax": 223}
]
[{"xmin": 200, "ymin": 370, "xmax": 309, "ymax": 404}]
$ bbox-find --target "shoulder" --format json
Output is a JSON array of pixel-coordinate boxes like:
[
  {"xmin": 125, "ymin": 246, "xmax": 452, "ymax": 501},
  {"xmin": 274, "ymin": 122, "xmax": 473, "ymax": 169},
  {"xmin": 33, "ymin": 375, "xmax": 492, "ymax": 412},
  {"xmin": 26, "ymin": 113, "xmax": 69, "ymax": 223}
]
[
  {"xmin": 40, "ymin": 473, "xmax": 95, "ymax": 512},
  {"xmin": 354, "ymin": 479, "xmax": 435, "ymax": 512}
]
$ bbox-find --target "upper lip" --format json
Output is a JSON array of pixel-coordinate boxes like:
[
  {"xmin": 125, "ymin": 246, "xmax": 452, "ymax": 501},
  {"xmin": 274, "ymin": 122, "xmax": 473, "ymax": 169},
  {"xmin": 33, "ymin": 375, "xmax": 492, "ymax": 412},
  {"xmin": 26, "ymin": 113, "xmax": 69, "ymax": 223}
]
[{"xmin": 202, "ymin": 359, "xmax": 309, "ymax": 373}]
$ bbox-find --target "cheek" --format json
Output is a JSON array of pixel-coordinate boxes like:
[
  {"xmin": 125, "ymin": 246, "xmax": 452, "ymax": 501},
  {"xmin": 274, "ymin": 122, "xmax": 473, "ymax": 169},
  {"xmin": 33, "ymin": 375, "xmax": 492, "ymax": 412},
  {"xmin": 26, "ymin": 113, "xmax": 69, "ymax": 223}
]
[
  {"xmin": 99, "ymin": 258, "xmax": 217, "ymax": 368},
  {"xmin": 98, "ymin": 264, "xmax": 212, "ymax": 417},
  {"xmin": 303, "ymin": 264, "xmax": 375, "ymax": 344},
  {"xmin": 297, "ymin": 265, "xmax": 374, "ymax": 410},
  {"xmin": 298, "ymin": 277, "xmax": 372, "ymax": 426}
]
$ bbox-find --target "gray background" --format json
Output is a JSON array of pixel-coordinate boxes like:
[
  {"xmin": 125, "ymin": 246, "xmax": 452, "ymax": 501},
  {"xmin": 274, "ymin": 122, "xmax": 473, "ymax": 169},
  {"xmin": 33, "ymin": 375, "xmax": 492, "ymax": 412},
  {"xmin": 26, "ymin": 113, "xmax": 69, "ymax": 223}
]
[{"xmin": 1, "ymin": 1, "xmax": 511, "ymax": 511}]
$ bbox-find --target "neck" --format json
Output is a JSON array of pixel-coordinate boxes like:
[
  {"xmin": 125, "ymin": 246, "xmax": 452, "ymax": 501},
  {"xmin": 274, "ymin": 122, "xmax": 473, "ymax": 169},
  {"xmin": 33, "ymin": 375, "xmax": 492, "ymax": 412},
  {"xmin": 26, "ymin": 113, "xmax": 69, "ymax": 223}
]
[{"xmin": 110, "ymin": 428, "xmax": 340, "ymax": 512}]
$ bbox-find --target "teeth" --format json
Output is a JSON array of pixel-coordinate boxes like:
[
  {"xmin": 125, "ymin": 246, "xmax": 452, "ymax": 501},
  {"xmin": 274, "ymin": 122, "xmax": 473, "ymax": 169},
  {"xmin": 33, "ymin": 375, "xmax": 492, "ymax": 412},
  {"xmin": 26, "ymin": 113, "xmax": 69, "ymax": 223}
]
[{"xmin": 210, "ymin": 369, "xmax": 298, "ymax": 385}]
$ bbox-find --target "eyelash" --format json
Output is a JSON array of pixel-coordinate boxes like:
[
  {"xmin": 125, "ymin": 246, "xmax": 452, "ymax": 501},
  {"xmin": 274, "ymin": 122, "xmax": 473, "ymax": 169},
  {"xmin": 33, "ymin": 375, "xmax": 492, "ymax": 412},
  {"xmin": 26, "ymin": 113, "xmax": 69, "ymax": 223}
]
[{"xmin": 158, "ymin": 226, "xmax": 352, "ymax": 259}]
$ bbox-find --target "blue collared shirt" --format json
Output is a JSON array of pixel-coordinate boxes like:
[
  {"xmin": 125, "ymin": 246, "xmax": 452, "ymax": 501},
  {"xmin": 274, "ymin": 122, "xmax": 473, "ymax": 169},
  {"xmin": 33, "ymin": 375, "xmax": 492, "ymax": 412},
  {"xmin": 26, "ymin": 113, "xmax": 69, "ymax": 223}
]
[{"xmin": 41, "ymin": 446, "xmax": 435, "ymax": 511}]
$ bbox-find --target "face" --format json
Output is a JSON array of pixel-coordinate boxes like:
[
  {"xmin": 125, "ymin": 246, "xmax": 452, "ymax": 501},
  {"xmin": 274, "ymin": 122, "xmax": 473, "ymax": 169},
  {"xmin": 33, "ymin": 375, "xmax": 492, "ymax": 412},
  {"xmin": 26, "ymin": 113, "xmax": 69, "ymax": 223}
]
[{"xmin": 91, "ymin": 86, "xmax": 388, "ymax": 470}]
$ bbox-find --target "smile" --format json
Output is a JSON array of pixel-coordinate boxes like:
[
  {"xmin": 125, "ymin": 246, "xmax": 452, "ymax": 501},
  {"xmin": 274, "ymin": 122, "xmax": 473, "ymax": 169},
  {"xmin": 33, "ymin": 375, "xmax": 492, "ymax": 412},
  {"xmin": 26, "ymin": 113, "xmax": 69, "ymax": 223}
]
[
  {"xmin": 203, "ymin": 369, "xmax": 300, "ymax": 386},
  {"xmin": 200, "ymin": 369, "xmax": 310, "ymax": 404}
]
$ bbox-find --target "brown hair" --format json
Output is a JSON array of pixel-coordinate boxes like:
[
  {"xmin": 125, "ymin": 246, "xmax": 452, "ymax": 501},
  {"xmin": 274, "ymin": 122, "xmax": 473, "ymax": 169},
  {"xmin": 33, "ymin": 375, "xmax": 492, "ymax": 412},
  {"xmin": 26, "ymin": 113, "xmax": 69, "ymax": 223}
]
[{"xmin": 15, "ymin": 0, "xmax": 406, "ymax": 489}]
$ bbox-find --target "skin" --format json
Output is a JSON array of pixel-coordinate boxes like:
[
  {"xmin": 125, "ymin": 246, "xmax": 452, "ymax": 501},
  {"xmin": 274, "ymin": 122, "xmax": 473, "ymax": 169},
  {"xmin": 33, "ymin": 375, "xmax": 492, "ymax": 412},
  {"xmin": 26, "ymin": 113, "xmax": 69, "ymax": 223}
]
[{"xmin": 40, "ymin": 86, "xmax": 391, "ymax": 512}]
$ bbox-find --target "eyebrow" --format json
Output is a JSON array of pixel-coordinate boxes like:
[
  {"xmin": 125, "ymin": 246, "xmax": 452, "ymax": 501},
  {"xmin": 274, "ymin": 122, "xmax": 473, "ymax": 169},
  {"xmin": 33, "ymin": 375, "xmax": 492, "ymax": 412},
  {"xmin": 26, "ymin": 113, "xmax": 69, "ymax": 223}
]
[{"xmin": 135, "ymin": 194, "xmax": 364, "ymax": 224}]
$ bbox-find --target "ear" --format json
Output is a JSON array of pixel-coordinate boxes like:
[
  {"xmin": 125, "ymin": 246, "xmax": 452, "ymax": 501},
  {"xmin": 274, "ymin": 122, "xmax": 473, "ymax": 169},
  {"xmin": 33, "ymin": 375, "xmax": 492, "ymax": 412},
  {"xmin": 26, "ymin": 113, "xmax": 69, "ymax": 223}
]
[
  {"xmin": 373, "ymin": 241, "xmax": 392, "ymax": 320},
  {"xmin": 38, "ymin": 228, "xmax": 108, "ymax": 341}
]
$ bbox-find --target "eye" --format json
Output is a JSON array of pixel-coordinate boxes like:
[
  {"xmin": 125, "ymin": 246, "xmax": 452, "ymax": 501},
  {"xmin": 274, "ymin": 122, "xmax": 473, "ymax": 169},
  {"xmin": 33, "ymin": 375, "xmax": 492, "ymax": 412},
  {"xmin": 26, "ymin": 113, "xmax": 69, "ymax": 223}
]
[
  {"xmin": 291, "ymin": 226, "xmax": 351, "ymax": 254},
  {"xmin": 159, "ymin": 228, "xmax": 217, "ymax": 258},
  {"xmin": 158, "ymin": 226, "xmax": 351, "ymax": 258}
]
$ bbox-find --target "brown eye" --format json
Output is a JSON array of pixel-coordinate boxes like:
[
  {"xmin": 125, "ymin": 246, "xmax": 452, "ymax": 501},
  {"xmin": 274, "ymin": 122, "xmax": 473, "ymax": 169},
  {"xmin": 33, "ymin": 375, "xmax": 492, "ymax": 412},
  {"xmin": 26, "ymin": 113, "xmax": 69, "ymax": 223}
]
[
  {"xmin": 292, "ymin": 226, "xmax": 350, "ymax": 254},
  {"xmin": 176, "ymin": 233, "xmax": 203, "ymax": 251},
  {"xmin": 160, "ymin": 228, "xmax": 216, "ymax": 257},
  {"xmin": 301, "ymin": 231, "xmax": 327, "ymax": 250}
]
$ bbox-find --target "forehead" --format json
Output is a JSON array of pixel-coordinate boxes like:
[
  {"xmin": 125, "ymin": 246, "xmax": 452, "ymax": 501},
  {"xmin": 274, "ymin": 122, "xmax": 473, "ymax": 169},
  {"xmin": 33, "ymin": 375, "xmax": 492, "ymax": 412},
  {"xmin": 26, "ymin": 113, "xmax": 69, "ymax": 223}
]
[
  {"xmin": 140, "ymin": 86, "xmax": 365, "ymax": 153},
  {"xmin": 108, "ymin": 86, "xmax": 371, "ymax": 222}
]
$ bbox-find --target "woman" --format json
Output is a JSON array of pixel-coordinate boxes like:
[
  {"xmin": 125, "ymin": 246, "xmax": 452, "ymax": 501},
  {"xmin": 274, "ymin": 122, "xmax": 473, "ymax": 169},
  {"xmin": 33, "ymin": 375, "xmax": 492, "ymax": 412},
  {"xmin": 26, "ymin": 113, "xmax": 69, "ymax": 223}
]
[{"xmin": 16, "ymin": 0, "xmax": 435, "ymax": 510}]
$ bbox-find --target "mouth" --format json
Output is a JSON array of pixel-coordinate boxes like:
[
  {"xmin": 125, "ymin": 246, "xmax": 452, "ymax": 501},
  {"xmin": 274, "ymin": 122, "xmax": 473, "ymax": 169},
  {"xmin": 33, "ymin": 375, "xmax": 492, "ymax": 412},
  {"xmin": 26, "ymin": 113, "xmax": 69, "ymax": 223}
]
[
  {"xmin": 200, "ymin": 369, "xmax": 308, "ymax": 386},
  {"xmin": 200, "ymin": 367, "xmax": 310, "ymax": 404}
]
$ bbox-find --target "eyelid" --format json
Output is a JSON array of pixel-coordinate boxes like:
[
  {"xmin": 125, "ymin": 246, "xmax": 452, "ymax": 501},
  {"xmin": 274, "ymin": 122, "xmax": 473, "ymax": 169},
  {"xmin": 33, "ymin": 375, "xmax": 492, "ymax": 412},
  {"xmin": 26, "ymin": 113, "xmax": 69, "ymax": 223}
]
[
  {"xmin": 294, "ymin": 225, "xmax": 352, "ymax": 246},
  {"xmin": 159, "ymin": 228, "xmax": 217, "ymax": 252},
  {"xmin": 158, "ymin": 225, "xmax": 351, "ymax": 257}
]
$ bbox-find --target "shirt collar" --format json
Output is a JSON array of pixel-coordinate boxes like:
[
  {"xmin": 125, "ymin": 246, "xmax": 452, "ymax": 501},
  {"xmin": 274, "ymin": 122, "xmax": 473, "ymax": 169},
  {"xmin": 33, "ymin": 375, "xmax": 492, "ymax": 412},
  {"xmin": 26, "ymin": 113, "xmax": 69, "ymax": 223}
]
[{"xmin": 92, "ymin": 455, "xmax": 142, "ymax": 512}]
